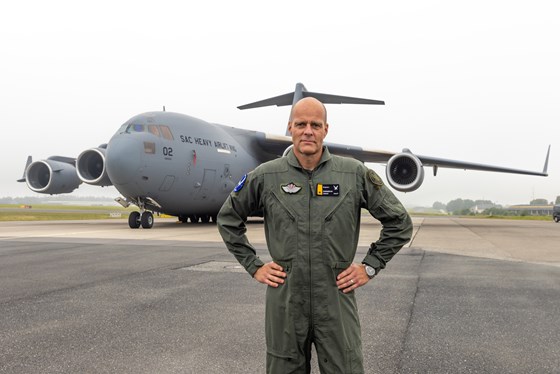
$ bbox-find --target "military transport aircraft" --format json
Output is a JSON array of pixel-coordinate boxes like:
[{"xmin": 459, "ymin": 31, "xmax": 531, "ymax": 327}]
[{"xmin": 18, "ymin": 83, "xmax": 550, "ymax": 229}]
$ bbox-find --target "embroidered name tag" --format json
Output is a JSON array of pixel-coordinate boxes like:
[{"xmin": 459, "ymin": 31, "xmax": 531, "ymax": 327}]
[{"xmin": 316, "ymin": 183, "xmax": 339, "ymax": 196}]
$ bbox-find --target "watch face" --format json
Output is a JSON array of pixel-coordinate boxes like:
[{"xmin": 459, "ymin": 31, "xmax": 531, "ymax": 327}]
[{"xmin": 366, "ymin": 266, "xmax": 375, "ymax": 277}]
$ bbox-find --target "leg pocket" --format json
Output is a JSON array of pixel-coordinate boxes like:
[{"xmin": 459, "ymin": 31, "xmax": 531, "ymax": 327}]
[{"xmin": 265, "ymin": 263, "xmax": 298, "ymax": 360}]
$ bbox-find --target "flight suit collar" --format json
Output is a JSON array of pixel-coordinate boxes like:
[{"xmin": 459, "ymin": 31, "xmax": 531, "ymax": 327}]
[{"xmin": 286, "ymin": 146, "xmax": 332, "ymax": 171}]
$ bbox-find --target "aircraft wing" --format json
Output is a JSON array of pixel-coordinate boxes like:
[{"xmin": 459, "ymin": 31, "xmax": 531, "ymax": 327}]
[
  {"xmin": 254, "ymin": 132, "xmax": 549, "ymax": 191},
  {"xmin": 407, "ymin": 152, "xmax": 549, "ymax": 176},
  {"xmin": 257, "ymin": 133, "xmax": 549, "ymax": 174},
  {"xmin": 345, "ymin": 145, "xmax": 549, "ymax": 177}
]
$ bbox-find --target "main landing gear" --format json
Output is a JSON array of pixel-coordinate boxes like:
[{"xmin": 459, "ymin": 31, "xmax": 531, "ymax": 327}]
[{"xmin": 128, "ymin": 211, "xmax": 154, "ymax": 229}]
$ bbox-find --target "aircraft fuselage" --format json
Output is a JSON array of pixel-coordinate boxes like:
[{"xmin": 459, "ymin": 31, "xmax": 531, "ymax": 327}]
[{"xmin": 106, "ymin": 111, "xmax": 262, "ymax": 218}]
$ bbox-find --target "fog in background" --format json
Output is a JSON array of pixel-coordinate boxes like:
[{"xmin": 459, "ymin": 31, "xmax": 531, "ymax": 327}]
[{"xmin": 1, "ymin": 1, "xmax": 558, "ymax": 208}]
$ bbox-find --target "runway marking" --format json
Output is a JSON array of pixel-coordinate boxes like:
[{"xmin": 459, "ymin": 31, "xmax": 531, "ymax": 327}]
[
  {"xmin": 407, "ymin": 217, "xmax": 424, "ymax": 247},
  {"xmin": 0, "ymin": 230, "xmax": 119, "ymax": 240},
  {"xmin": 180, "ymin": 261, "xmax": 246, "ymax": 273}
]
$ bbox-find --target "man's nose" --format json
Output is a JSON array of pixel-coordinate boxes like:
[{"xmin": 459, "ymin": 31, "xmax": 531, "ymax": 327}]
[{"xmin": 303, "ymin": 124, "xmax": 313, "ymax": 134}]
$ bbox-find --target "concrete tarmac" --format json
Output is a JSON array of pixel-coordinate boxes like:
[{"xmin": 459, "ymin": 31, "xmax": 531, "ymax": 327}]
[{"xmin": 0, "ymin": 216, "xmax": 559, "ymax": 373}]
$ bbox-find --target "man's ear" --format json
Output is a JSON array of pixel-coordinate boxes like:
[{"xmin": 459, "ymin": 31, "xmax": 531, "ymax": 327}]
[
  {"xmin": 287, "ymin": 122, "xmax": 293, "ymax": 135},
  {"xmin": 324, "ymin": 122, "xmax": 329, "ymax": 136}
]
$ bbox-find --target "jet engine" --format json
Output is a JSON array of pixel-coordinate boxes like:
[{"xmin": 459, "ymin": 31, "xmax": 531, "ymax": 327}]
[
  {"xmin": 385, "ymin": 150, "xmax": 425, "ymax": 192},
  {"xmin": 76, "ymin": 147, "xmax": 112, "ymax": 186},
  {"xmin": 25, "ymin": 159, "xmax": 82, "ymax": 194}
]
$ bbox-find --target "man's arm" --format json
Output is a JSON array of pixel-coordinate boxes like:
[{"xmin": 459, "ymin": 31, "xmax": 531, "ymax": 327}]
[
  {"xmin": 361, "ymin": 168, "xmax": 413, "ymax": 272},
  {"xmin": 337, "ymin": 167, "xmax": 412, "ymax": 293},
  {"xmin": 217, "ymin": 173, "xmax": 265, "ymax": 277}
]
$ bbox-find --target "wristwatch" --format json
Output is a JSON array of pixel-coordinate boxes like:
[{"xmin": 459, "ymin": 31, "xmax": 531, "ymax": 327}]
[{"xmin": 364, "ymin": 265, "xmax": 377, "ymax": 279}]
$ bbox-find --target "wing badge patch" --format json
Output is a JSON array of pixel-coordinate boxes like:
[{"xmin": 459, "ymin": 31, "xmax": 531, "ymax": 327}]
[{"xmin": 281, "ymin": 182, "xmax": 302, "ymax": 194}]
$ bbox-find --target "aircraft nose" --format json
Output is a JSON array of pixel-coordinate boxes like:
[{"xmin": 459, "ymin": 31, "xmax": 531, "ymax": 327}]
[{"xmin": 106, "ymin": 135, "xmax": 142, "ymax": 185}]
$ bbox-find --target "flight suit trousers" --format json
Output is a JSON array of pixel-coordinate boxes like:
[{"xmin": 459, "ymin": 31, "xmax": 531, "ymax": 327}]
[{"xmin": 264, "ymin": 261, "xmax": 364, "ymax": 374}]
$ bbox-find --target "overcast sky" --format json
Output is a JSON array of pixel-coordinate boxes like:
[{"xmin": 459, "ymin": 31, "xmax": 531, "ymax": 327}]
[{"xmin": 1, "ymin": 0, "xmax": 558, "ymax": 207}]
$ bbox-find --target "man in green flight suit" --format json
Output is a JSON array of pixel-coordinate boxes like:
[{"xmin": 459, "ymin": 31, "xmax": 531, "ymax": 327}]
[{"xmin": 217, "ymin": 97, "xmax": 413, "ymax": 373}]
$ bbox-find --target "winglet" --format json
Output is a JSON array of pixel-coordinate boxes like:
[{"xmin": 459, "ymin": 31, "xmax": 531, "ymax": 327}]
[
  {"xmin": 542, "ymin": 145, "xmax": 551, "ymax": 175},
  {"xmin": 17, "ymin": 155, "xmax": 32, "ymax": 183}
]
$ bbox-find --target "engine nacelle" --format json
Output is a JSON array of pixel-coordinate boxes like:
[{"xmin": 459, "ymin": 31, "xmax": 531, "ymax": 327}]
[
  {"xmin": 386, "ymin": 151, "xmax": 425, "ymax": 192},
  {"xmin": 25, "ymin": 159, "xmax": 82, "ymax": 194},
  {"xmin": 76, "ymin": 147, "xmax": 112, "ymax": 186}
]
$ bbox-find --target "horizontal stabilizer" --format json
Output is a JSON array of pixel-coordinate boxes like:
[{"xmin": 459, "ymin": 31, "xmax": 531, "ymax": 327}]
[
  {"xmin": 305, "ymin": 92, "xmax": 384, "ymax": 106},
  {"xmin": 238, "ymin": 83, "xmax": 385, "ymax": 110},
  {"xmin": 237, "ymin": 93, "xmax": 295, "ymax": 110}
]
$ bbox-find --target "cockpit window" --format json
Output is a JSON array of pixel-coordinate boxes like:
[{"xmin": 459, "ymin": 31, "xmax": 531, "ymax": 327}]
[
  {"xmin": 124, "ymin": 124, "xmax": 146, "ymax": 133},
  {"xmin": 148, "ymin": 125, "xmax": 160, "ymax": 137},
  {"xmin": 159, "ymin": 125, "xmax": 174, "ymax": 140},
  {"xmin": 122, "ymin": 123, "xmax": 174, "ymax": 140},
  {"xmin": 117, "ymin": 124, "xmax": 128, "ymax": 134}
]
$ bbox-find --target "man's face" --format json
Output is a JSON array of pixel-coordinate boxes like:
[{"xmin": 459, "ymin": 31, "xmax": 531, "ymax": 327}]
[{"xmin": 288, "ymin": 100, "xmax": 329, "ymax": 158}]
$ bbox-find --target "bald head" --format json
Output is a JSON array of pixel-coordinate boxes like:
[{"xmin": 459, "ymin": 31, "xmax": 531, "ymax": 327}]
[
  {"xmin": 289, "ymin": 97, "xmax": 327, "ymax": 123},
  {"xmin": 287, "ymin": 97, "xmax": 329, "ymax": 170}
]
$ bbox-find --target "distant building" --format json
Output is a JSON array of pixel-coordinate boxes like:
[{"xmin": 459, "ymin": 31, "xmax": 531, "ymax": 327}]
[
  {"xmin": 506, "ymin": 205, "xmax": 553, "ymax": 216},
  {"xmin": 470, "ymin": 203, "xmax": 496, "ymax": 214}
]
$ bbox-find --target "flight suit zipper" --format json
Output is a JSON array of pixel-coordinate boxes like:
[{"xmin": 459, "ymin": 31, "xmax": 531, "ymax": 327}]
[{"xmin": 307, "ymin": 170, "xmax": 315, "ymax": 330}]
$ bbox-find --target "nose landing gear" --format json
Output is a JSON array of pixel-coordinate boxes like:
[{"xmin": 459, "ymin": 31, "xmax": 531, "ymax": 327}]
[{"xmin": 128, "ymin": 211, "xmax": 154, "ymax": 229}]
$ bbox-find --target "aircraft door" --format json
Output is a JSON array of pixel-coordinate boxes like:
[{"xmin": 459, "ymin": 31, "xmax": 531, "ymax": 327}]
[
  {"xmin": 159, "ymin": 175, "xmax": 175, "ymax": 191},
  {"xmin": 196, "ymin": 169, "xmax": 216, "ymax": 200},
  {"xmin": 222, "ymin": 164, "xmax": 235, "ymax": 193}
]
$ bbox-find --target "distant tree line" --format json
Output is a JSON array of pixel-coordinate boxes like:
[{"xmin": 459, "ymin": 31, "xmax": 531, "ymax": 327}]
[
  {"xmin": 0, "ymin": 196, "xmax": 115, "ymax": 205},
  {"xmin": 432, "ymin": 196, "xmax": 560, "ymax": 216}
]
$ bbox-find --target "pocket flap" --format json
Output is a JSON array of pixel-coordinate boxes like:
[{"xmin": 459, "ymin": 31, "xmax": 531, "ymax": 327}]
[{"xmin": 274, "ymin": 259, "xmax": 292, "ymax": 273}]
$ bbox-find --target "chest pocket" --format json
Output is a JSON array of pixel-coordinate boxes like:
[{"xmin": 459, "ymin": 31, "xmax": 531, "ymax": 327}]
[
  {"xmin": 322, "ymin": 189, "xmax": 361, "ymax": 263},
  {"xmin": 263, "ymin": 191, "xmax": 299, "ymax": 260}
]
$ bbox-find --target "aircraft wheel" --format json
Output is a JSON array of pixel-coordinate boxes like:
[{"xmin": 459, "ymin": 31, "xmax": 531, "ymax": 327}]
[
  {"xmin": 179, "ymin": 215, "xmax": 189, "ymax": 223},
  {"xmin": 211, "ymin": 214, "xmax": 217, "ymax": 223},
  {"xmin": 141, "ymin": 211, "xmax": 154, "ymax": 229},
  {"xmin": 189, "ymin": 215, "xmax": 199, "ymax": 223},
  {"xmin": 554, "ymin": 216, "xmax": 560, "ymax": 223},
  {"xmin": 200, "ymin": 214, "xmax": 210, "ymax": 223},
  {"xmin": 128, "ymin": 212, "xmax": 141, "ymax": 229}
]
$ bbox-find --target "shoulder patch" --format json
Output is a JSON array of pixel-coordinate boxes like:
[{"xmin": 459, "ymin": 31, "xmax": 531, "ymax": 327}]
[
  {"xmin": 367, "ymin": 169, "xmax": 384, "ymax": 190},
  {"xmin": 233, "ymin": 174, "xmax": 247, "ymax": 192}
]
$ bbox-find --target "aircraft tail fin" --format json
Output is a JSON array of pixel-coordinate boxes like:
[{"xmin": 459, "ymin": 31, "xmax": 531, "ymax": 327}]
[
  {"xmin": 238, "ymin": 83, "xmax": 385, "ymax": 135},
  {"xmin": 237, "ymin": 82, "xmax": 385, "ymax": 110},
  {"xmin": 17, "ymin": 156, "xmax": 32, "ymax": 182}
]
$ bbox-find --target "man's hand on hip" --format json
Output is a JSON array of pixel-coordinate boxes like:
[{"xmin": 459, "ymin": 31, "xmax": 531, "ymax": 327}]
[
  {"xmin": 336, "ymin": 263, "xmax": 370, "ymax": 293},
  {"xmin": 253, "ymin": 261, "xmax": 287, "ymax": 288}
]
